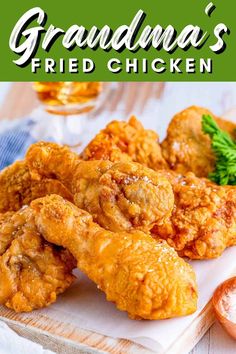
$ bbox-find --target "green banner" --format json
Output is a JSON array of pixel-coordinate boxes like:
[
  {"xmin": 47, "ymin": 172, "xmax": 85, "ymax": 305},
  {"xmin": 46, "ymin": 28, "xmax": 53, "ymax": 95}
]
[{"xmin": 0, "ymin": 0, "xmax": 235, "ymax": 81}]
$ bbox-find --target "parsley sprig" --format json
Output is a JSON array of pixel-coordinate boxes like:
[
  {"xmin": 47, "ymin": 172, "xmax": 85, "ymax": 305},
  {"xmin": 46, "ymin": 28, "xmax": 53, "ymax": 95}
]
[{"xmin": 202, "ymin": 114, "xmax": 236, "ymax": 185}]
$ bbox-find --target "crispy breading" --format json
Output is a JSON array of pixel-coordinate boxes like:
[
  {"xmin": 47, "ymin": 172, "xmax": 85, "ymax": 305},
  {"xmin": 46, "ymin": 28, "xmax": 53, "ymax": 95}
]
[
  {"xmin": 152, "ymin": 171, "xmax": 236, "ymax": 259},
  {"xmin": 32, "ymin": 194, "xmax": 197, "ymax": 320},
  {"xmin": 73, "ymin": 160, "xmax": 173, "ymax": 232},
  {"xmin": 27, "ymin": 142, "xmax": 174, "ymax": 233},
  {"xmin": 0, "ymin": 160, "xmax": 73, "ymax": 212},
  {"xmin": 82, "ymin": 116, "xmax": 167, "ymax": 170},
  {"xmin": 0, "ymin": 206, "xmax": 76, "ymax": 312},
  {"xmin": 161, "ymin": 106, "xmax": 236, "ymax": 177},
  {"xmin": 26, "ymin": 141, "xmax": 236, "ymax": 259}
]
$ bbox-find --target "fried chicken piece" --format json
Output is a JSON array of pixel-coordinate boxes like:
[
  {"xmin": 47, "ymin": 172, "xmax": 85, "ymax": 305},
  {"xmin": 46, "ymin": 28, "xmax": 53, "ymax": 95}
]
[
  {"xmin": 27, "ymin": 142, "xmax": 236, "ymax": 260},
  {"xmin": 152, "ymin": 171, "xmax": 236, "ymax": 259},
  {"xmin": 0, "ymin": 206, "xmax": 76, "ymax": 312},
  {"xmin": 26, "ymin": 142, "xmax": 174, "ymax": 233},
  {"xmin": 0, "ymin": 160, "xmax": 73, "ymax": 213},
  {"xmin": 32, "ymin": 194, "xmax": 197, "ymax": 320},
  {"xmin": 161, "ymin": 106, "xmax": 236, "ymax": 177},
  {"xmin": 82, "ymin": 116, "xmax": 168, "ymax": 170}
]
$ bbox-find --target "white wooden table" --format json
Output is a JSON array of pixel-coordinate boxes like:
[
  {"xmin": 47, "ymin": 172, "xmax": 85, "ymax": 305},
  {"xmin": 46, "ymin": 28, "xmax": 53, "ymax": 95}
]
[{"xmin": 0, "ymin": 82, "xmax": 236, "ymax": 354}]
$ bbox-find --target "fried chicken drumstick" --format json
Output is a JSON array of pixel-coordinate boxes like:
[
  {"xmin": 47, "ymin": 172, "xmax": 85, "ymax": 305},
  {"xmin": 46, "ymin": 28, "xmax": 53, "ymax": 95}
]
[
  {"xmin": 0, "ymin": 206, "xmax": 76, "ymax": 312},
  {"xmin": 82, "ymin": 116, "xmax": 167, "ymax": 170},
  {"xmin": 161, "ymin": 106, "xmax": 236, "ymax": 177},
  {"xmin": 26, "ymin": 142, "xmax": 174, "ymax": 233},
  {"xmin": 0, "ymin": 160, "xmax": 73, "ymax": 213},
  {"xmin": 32, "ymin": 194, "xmax": 197, "ymax": 320},
  {"xmin": 27, "ymin": 141, "xmax": 236, "ymax": 259}
]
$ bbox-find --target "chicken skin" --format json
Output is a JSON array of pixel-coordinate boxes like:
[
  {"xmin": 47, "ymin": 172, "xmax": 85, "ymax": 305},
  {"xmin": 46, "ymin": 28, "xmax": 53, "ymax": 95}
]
[
  {"xmin": 152, "ymin": 171, "xmax": 236, "ymax": 259},
  {"xmin": 82, "ymin": 116, "xmax": 168, "ymax": 170},
  {"xmin": 26, "ymin": 141, "xmax": 236, "ymax": 259},
  {"xmin": 0, "ymin": 160, "xmax": 73, "ymax": 213},
  {"xmin": 32, "ymin": 194, "xmax": 197, "ymax": 320},
  {"xmin": 0, "ymin": 206, "xmax": 76, "ymax": 312},
  {"xmin": 26, "ymin": 142, "xmax": 174, "ymax": 233},
  {"xmin": 161, "ymin": 106, "xmax": 236, "ymax": 177}
]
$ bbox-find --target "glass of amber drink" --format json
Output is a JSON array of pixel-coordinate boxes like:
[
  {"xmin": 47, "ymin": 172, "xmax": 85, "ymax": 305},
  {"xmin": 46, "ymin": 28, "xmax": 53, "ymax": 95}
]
[
  {"xmin": 33, "ymin": 82, "xmax": 103, "ymax": 115},
  {"xmin": 32, "ymin": 81, "xmax": 110, "ymax": 146}
]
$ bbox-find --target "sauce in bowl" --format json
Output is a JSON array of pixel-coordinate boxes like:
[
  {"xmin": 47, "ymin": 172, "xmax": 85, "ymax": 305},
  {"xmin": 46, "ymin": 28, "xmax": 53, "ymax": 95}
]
[{"xmin": 212, "ymin": 277, "xmax": 236, "ymax": 340}]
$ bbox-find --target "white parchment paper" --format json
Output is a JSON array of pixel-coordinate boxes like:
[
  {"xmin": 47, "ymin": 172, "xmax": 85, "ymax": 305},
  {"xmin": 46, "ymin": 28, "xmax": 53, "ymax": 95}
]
[{"xmin": 18, "ymin": 247, "xmax": 236, "ymax": 353}]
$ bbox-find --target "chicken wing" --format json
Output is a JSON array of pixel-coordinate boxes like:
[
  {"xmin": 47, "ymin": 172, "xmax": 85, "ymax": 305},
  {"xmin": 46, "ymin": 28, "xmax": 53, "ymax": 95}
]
[
  {"xmin": 0, "ymin": 206, "xmax": 76, "ymax": 312},
  {"xmin": 82, "ymin": 116, "xmax": 168, "ymax": 170},
  {"xmin": 31, "ymin": 194, "xmax": 197, "ymax": 320},
  {"xmin": 152, "ymin": 171, "xmax": 236, "ymax": 259},
  {"xmin": 26, "ymin": 142, "xmax": 174, "ymax": 233},
  {"xmin": 161, "ymin": 106, "xmax": 236, "ymax": 177},
  {"xmin": 0, "ymin": 160, "xmax": 73, "ymax": 213}
]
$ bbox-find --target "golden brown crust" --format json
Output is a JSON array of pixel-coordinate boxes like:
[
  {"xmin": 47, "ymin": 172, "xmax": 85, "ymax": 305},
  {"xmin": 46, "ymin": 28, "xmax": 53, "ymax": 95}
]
[
  {"xmin": 27, "ymin": 142, "xmax": 174, "ymax": 233},
  {"xmin": 73, "ymin": 160, "xmax": 174, "ymax": 232},
  {"xmin": 0, "ymin": 207, "xmax": 76, "ymax": 312},
  {"xmin": 82, "ymin": 116, "xmax": 168, "ymax": 170},
  {"xmin": 152, "ymin": 171, "xmax": 236, "ymax": 259},
  {"xmin": 26, "ymin": 140, "xmax": 236, "ymax": 259},
  {"xmin": 0, "ymin": 160, "xmax": 73, "ymax": 213},
  {"xmin": 161, "ymin": 106, "xmax": 236, "ymax": 177},
  {"xmin": 32, "ymin": 194, "xmax": 198, "ymax": 320},
  {"xmin": 26, "ymin": 141, "xmax": 80, "ymax": 185}
]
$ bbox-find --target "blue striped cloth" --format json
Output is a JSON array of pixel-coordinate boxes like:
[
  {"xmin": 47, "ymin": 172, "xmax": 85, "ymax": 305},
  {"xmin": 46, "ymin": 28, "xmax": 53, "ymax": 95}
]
[{"xmin": 0, "ymin": 119, "xmax": 36, "ymax": 170}]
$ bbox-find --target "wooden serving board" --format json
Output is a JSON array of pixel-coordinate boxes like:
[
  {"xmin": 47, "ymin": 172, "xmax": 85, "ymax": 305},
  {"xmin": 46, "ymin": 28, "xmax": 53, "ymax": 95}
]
[{"xmin": 0, "ymin": 301, "xmax": 215, "ymax": 354}]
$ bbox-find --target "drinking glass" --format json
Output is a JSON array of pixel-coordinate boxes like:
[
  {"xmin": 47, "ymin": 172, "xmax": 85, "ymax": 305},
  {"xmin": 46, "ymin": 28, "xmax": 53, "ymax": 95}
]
[{"xmin": 33, "ymin": 82, "xmax": 109, "ymax": 146}]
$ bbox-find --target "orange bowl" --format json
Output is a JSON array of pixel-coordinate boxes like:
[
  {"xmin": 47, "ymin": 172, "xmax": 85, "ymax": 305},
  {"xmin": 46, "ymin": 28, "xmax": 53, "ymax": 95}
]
[{"xmin": 212, "ymin": 276, "xmax": 236, "ymax": 340}]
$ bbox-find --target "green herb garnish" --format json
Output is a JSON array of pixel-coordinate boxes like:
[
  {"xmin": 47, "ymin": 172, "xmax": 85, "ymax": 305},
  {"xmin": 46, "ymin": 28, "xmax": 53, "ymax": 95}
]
[{"xmin": 202, "ymin": 114, "xmax": 236, "ymax": 185}]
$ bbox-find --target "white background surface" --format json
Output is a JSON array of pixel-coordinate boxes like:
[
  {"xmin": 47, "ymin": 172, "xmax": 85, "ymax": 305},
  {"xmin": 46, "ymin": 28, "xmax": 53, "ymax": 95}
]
[{"xmin": 0, "ymin": 82, "xmax": 236, "ymax": 354}]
